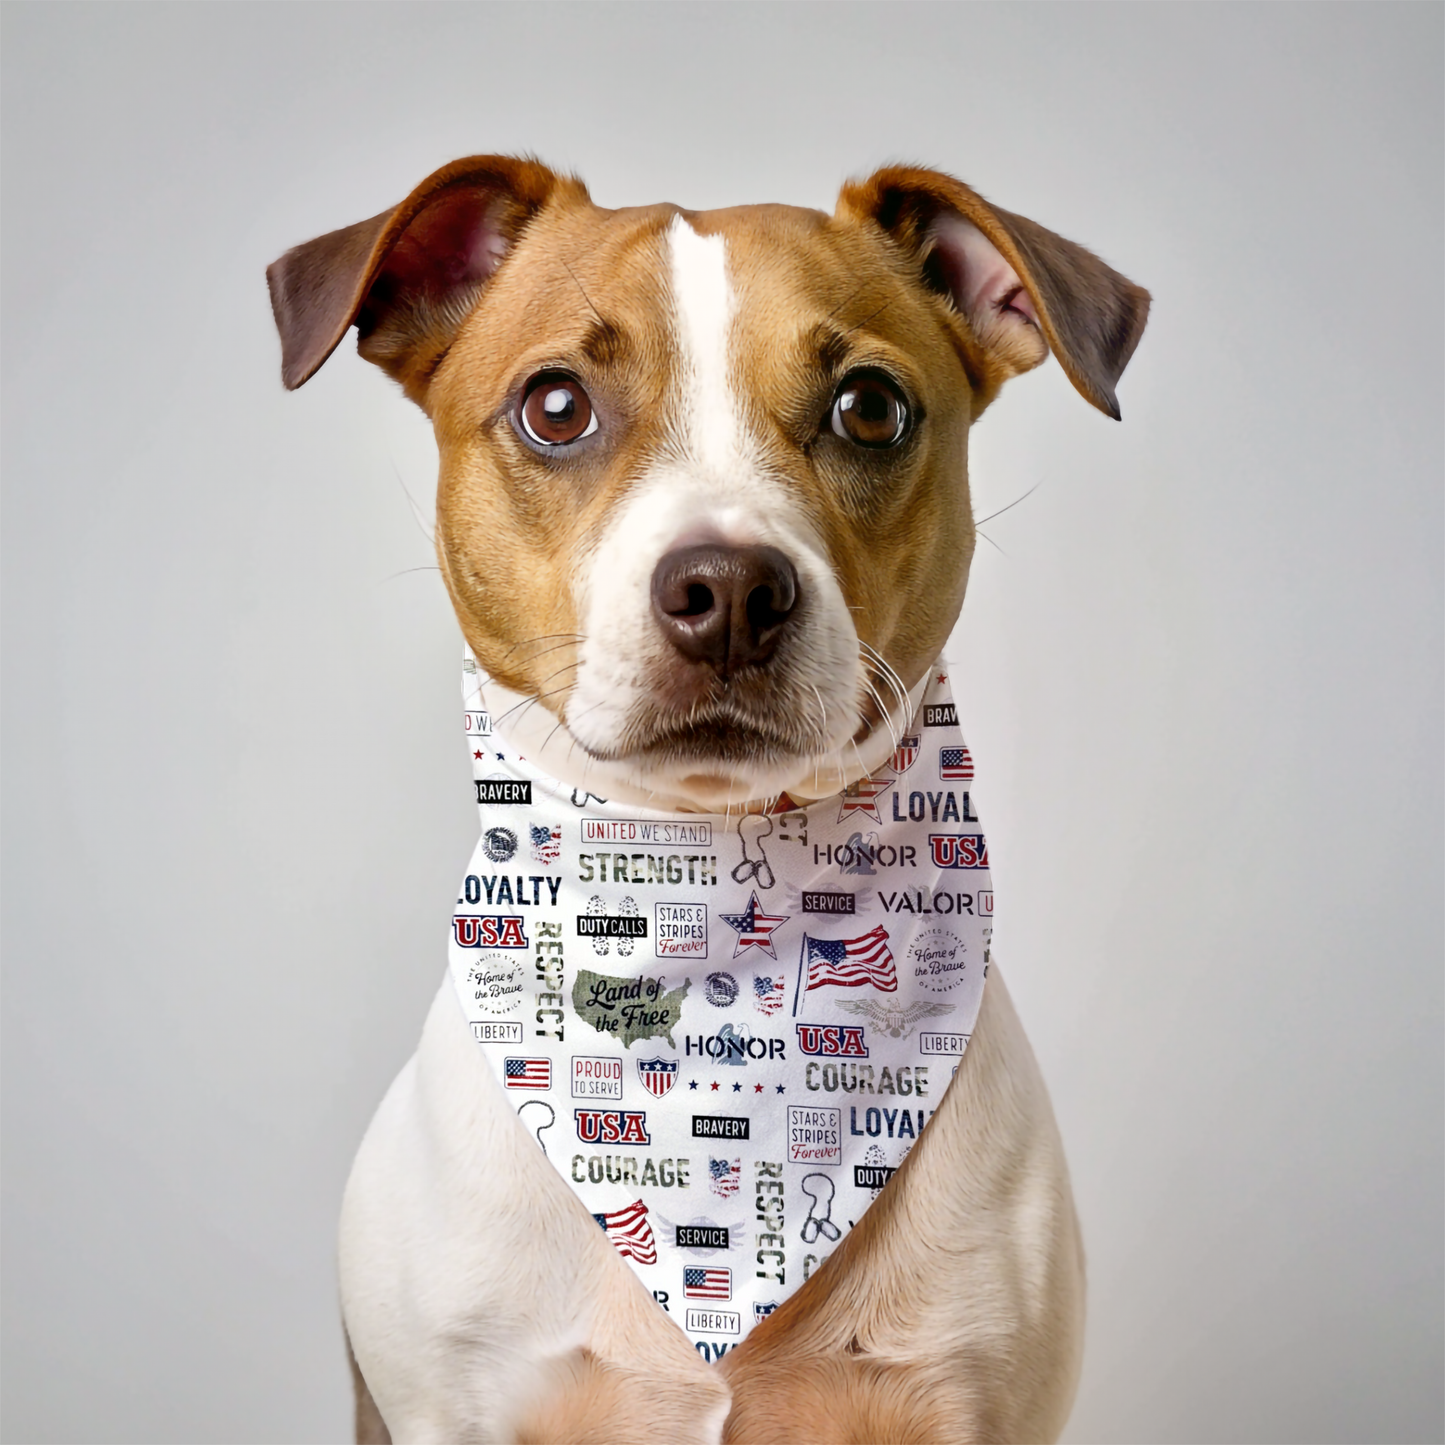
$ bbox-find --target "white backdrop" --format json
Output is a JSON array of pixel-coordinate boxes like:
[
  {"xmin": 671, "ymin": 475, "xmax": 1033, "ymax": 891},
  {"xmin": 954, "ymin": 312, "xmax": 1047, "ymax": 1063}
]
[{"xmin": 3, "ymin": 5, "xmax": 1440, "ymax": 1443}]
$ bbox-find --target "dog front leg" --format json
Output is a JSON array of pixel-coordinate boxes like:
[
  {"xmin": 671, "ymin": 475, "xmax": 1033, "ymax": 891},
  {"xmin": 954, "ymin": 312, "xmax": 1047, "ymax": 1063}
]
[
  {"xmin": 341, "ymin": 983, "xmax": 731, "ymax": 1444},
  {"xmin": 717, "ymin": 968, "xmax": 1084, "ymax": 1445}
]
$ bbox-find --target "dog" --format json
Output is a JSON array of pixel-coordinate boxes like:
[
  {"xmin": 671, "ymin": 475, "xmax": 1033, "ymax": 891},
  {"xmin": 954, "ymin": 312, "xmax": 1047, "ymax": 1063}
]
[{"xmin": 267, "ymin": 155, "xmax": 1148, "ymax": 1444}]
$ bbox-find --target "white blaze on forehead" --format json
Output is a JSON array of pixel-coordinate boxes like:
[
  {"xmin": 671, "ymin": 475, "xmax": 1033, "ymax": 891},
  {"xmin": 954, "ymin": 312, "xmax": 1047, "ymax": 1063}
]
[
  {"xmin": 553, "ymin": 213, "xmax": 881, "ymax": 808},
  {"xmin": 667, "ymin": 214, "xmax": 750, "ymax": 473}
]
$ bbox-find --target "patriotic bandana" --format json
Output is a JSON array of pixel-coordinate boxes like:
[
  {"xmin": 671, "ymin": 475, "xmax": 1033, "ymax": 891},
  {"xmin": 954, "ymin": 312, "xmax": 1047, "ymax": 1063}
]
[{"xmin": 451, "ymin": 657, "xmax": 991, "ymax": 1361}]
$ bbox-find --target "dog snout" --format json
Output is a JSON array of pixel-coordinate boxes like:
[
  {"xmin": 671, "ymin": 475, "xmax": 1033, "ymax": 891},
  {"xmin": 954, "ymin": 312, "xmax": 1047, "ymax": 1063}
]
[{"xmin": 650, "ymin": 544, "xmax": 800, "ymax": 677}]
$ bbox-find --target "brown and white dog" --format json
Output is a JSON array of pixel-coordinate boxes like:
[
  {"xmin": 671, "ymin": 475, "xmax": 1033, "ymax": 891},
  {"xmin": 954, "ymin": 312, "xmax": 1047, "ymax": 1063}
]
[{"xmin": 268, "ymin": 156, "xmax": 1148, "ymax": 1444}]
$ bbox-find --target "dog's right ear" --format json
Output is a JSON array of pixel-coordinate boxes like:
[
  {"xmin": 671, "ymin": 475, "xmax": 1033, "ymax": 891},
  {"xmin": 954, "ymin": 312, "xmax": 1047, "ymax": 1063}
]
[{"xmin": 266, "ymin": 156, "xmax": 580, "ymax": 400}]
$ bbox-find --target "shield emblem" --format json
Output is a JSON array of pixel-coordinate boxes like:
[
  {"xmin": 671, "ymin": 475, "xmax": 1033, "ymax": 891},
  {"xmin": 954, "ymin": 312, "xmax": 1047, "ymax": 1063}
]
[
  {"xmin": 754, "ymin": 1301, "xmax": 780, "ymax": 1323},
  {"xmin": 892, "ymin": 735, "xmax": 919, "ymax": 774},
  {"xmin": 636, "ymin": 1057, "xmax": 679, "ymax": 1098}
]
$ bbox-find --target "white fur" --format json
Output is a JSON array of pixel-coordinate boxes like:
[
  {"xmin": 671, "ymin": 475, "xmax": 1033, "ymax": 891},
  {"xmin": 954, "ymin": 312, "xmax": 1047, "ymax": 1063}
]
[{"xmin": 666, "ymin": 217, "xmax": 746, "ymax": 476}]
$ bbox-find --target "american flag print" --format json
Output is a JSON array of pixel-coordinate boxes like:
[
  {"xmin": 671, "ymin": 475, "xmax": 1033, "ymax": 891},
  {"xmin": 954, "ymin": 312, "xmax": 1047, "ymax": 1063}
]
[
  {"xmin": 529, "ymin": 823, "xmax": 561, "ymax": 864},
  {"xmin": 685, "ymin": 1267, "xmax": 733, "ymax": 1300},
  {"xmin": 504, "ymin": 1057, "xmax": 551, "ymax": 1089},
  {"xmin": 752, "ymin": 973, "xmax": 784, "ymax": 1015},
  {"xmin": 592, "ymin": 1199, "xmax": 658, "ymax": 1265},
  {"xmin": 892, "ymin": 735, "xmax": 920, "ymax": 774},
  {"xmin": 798, "ymin": 927, "xmax": 898, "ymax": 1006},
  {"xmin": 939, "ymin": 746, "xmax": 974, "ymax": 781},
  {"xmin": 837, "ymin": 773, "xmax": 895, "ymax": 824},
  {"xmin": 719, "ymin": 892, "xmax": 788, "ymax": 959}
]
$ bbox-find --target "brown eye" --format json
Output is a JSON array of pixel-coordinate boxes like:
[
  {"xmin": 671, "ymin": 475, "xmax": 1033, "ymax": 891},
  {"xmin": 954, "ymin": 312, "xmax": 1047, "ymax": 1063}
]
[
  {"xmin": 519, "ymin": 373, "xmax": 597, "ymax": 446},
  {"xmin": 830, "ymin": 373, "xmax": 909, "ymax": 448}
]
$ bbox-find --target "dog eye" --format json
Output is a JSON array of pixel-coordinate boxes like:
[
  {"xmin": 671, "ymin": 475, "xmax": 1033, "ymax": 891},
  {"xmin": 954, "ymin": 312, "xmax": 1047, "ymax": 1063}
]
[
  {"xmin": 519, "ymin": 373, "xmax": 597, "ymax": 446},
  {"xmin": 830, "ymin": 374, "xmax": 909, "ymax": 449}
]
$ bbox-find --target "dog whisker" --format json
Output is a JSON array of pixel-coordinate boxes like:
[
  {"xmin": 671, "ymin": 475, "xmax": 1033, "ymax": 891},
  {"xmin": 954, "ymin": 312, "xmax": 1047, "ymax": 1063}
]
[
  {"xmin": 810, "ymin": 684, "xmax": 829, "ymax": 742},
  {"xmin": 486, "ymin": 661, "xmax": 581, "ymax": 733},
  {"xmin": 974, "ymin": 480, "xmax": 1044, "ymax": 528},
  {"xmin": 856, "ymin": 642, "xmax": 910, "ymax": 749},
  {"xmin": 560, "ymin": 697, "xmax": 606, "ymax": 733},
  {"xmin": 503, "ymin": 632, "xmax": 586, "ymax": 660},
  {"xmin": 516, "ymin": 638, "xmax": 586, "ymax": 665},
  {"xmin": 528, "ymin": 661, "xmax": 580, "ymax": 691},
  {"xmin": 383, "ymin": 565, "xmax": 444, "ymax": 582},
  {"xmin": 492, "ymin": 680, "xmax": 577, "ymax": 730},
  {"xmin": 388, "ymin": 457, "xmax": 435, "ymax": 545},
  {"xmin": 840, "ymin": 288, "xmax": 902, "ymax": 338},
  {"xmin": 861, "ymin": 677, "xmax": 900, "ymax": 755},
  {"xmin": 541, "ymin": 690, "xmax": 598, "ymax": 756},
  {"xmin": 560, "ymin": 258, "xmax": 606, "ymax": 328},
  {"xmin": 823, "ymin": 278, "xmax": 872, "ymax": 324},
  {"xmin": 869, "ymin": 650, "xmax": 911, "ymax": 723}
]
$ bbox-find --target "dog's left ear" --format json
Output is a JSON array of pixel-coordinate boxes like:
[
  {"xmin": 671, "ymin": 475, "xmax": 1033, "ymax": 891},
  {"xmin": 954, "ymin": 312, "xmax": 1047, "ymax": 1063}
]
[{"xmin": 838, "ymin": 166, "xmax": 1150, "ymax": 419}]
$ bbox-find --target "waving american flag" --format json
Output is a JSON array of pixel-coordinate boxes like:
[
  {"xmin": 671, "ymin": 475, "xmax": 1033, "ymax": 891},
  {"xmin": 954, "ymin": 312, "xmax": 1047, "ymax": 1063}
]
[
  {"xmin": 591, "ymin": 1199, "xmax": 658, "ymax": 1265},
  {"xmin": 794, "ymin": 926, "xmax": 897, "ymax": 1013}
]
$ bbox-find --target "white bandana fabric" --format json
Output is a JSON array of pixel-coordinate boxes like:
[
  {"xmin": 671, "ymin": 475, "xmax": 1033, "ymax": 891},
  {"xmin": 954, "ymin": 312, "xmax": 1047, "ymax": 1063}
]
[{"xmin": 449, "ymin": 658, "xmax": 991, "ymax": 1361}]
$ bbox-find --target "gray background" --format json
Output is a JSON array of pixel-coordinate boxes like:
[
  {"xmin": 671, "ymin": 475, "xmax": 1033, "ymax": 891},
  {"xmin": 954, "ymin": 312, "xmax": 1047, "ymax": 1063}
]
[{"xmin": 3, "ymin": 4, "xmax": 1440, "ymax": 1442}]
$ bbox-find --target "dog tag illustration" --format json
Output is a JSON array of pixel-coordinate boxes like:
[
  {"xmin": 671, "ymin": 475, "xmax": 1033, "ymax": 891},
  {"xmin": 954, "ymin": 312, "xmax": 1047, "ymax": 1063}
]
[
  {"xmin": 516, "ymin": 1100, "xmax": 555, "ymax": 1155},
  {"xmin": 799, "ymin": 1173, "xmax": 841, "ymax": 1243},
  {"xmin": 732, "ymin": 814, "xmax": 776, "ymax": 889}
]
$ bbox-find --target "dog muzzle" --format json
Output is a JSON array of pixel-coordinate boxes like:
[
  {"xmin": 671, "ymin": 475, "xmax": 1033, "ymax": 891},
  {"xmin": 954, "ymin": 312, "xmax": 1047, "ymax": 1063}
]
[{"xmin": 450, "ymin": 657, "xmax": 992, "ymax": 1360}]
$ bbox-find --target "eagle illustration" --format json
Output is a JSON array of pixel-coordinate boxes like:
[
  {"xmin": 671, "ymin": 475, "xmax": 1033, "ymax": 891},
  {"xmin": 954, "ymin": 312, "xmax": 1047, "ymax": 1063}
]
[{"xmin": 834, "ymin": 998, "xmax": 956, "ymax": 1039}]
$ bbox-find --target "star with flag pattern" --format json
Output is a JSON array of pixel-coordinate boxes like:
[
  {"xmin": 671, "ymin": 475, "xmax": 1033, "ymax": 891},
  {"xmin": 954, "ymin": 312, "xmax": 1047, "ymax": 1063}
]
[
  {"xmin": 718, "ymin": 891, "xmax": 788, "ymax": 959},
  {"xmin": 837, "ymin": 772, "xmax": 895, "ymax": 824}
]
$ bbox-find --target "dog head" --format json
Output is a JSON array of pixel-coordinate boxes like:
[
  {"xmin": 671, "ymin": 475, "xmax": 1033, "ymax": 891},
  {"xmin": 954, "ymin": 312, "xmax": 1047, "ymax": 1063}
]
[{"xmin": 268, "ymin": 157, "xmax": 1147, "ymax": 810}]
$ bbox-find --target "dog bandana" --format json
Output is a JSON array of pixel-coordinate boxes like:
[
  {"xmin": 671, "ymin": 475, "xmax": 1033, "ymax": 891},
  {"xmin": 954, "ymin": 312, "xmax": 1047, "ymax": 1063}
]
[{"xmin": 450, "ymin": 658, "xmax": 991, "ymax": 1361}]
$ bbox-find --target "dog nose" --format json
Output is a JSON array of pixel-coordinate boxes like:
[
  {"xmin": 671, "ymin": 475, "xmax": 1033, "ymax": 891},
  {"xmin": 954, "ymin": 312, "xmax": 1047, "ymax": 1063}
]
[{"xmin": 650, "ymin": 544, "xmax": 800, "ymax": 675}]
